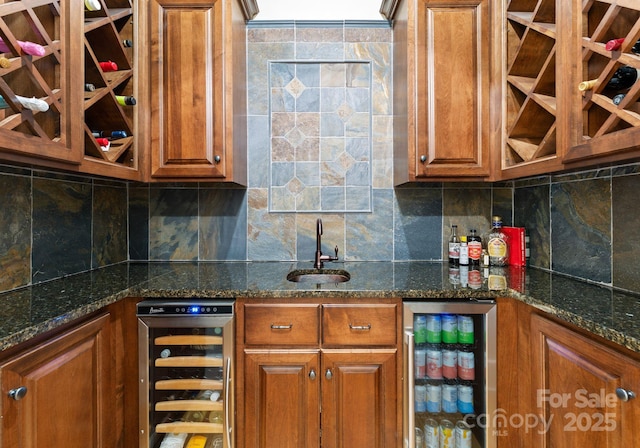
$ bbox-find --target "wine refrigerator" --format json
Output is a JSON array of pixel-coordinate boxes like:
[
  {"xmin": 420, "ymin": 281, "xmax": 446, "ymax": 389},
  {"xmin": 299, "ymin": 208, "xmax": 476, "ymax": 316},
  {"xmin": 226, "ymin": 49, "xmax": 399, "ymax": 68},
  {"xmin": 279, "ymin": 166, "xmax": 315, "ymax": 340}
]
[
  {"xmin": 404, "ymin": 300, "xmax": 497, "ymax": 448},
  {"xmin": 138, "ymin": 299, "xmax": 235, "ymax": 448}
]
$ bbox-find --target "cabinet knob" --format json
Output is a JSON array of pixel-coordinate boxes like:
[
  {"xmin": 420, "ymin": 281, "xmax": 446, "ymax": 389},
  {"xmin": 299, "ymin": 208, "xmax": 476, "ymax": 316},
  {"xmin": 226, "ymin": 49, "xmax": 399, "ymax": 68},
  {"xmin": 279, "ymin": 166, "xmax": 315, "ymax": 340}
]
[
  {"xmin": 214, "ymin": 155, "xmax": 221, "ymax": 163},
  {"xmin": 309, "ymin": 369, "xmax": 316, "ymax": 380},
  {"xmin": 420, "ymin": 155, "xmax": 427, "ymax": 163},
  {"xmin": 325, "ymin": 369, "xmax": 332, "ymax": 380},
  {"xmin": 616, "ymin": 387, "xmax": 636, "ymax": 402},
  {"xmin": 8, "ymin": 386, "xmax": 27, "ymax": 401}
]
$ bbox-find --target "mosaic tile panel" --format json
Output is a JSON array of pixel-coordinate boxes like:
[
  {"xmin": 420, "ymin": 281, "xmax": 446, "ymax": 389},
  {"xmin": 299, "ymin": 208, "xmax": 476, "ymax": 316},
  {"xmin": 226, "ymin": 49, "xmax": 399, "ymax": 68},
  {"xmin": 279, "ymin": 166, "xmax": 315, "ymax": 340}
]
[{"xmin": 269, "ymin": 61, "xmax": 373, "ymax": 213}]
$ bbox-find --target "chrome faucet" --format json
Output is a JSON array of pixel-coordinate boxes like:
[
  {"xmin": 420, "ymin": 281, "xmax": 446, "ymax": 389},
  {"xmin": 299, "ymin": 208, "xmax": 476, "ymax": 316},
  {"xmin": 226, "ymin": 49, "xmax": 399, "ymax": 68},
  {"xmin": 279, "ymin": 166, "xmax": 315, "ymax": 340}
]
[{"xmin": 314, "ymin": 218, "xmax": 339, "ymax": 269}]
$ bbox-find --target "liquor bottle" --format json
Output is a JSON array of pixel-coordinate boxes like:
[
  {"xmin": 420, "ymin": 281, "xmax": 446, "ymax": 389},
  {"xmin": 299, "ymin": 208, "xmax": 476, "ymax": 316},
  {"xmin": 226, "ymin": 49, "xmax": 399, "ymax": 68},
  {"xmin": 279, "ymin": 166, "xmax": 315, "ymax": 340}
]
[
  {"xmin": 459, "ymin": 236, "xmax": 469, "ymax": 266},
  {"xmin": 448, "ymin": 225, "xmax": 460, "ymax": 265},
  {"xmin": 606, "ymin": 66, "xmax": 638, "ymax": 91},
  {"xmin": 116, "ymin": 95, "xmax": 136, "ymax": 106},
  {"xmin": 487, "ymin": 216, "xmax": 509, "ymax": 266},
  {"xmin": 605, "ymin": 38, "xmax": 624, "ymax": 51},
  {"xmin": 467, "ymin": 229, "xmax": 482, "ymax": 265}
]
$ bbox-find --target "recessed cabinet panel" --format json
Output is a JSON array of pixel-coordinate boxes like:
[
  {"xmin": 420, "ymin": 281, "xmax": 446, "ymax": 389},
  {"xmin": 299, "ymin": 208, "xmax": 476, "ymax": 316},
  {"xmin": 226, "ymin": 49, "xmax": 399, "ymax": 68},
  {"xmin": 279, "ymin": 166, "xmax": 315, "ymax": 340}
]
[
  {"xmin": 416, "ymin": 4, "xmax": 484, "ymax": 172},
  {"xmin": 150, "ymin": 0, "xmax": 226, "ymax": 178}
]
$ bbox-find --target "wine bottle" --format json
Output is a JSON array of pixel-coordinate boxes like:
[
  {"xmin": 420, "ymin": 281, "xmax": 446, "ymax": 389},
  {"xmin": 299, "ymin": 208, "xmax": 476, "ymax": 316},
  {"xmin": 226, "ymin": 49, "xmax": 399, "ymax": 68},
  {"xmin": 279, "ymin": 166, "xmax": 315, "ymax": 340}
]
[
  {"xmin": 613, "ymin": 93, "xmax": 625, "ymax": 106},
  {"xmin": 116, "ymin": 95, "xmax": 136, "ymax": 106},
  {"xmin": 99, "ymin": 60, "xmax": 118, "ymax": 72},
  {"xmin": 605, "ymin": 38, "xmax": 624, "ymax": 51},
  {"xmin": 85, "ymin": 83, "xmax": 96, "ymax": 92},
  {"xmin": 0, "ymin": 38, "xmax": 46, "ymax": 57},
  {"xmin": 0, "ymin": 57, "xmax": 9, "ymax": 68},
  {"xmin": 578, "ymin": 79, "xmax": 598, "ymax": 92},
  {"xmin": 633, "ymin": 39, "xmax": 640, "ymax": 55},
  {"xmin": 0, "ymin": 94, "xmax": 49, "ymax": 112},
  {"xmin": 122, "ymin": 39, "xmax": 133, "ymax": 48},
  {"xmin": 85, "ymin": 0, "xmax": 102, "ymax": 11},
  {"xmin": 606, "ymin": 66, "xmax": 638, "ymax": 91}
]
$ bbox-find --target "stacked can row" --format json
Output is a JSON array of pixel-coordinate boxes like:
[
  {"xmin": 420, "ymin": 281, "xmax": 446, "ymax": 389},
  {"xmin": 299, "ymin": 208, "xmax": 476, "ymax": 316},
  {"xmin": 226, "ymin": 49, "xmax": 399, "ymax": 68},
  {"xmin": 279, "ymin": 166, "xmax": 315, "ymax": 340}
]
[
  {"xmin": 415, "ymin": 383, "xmax": 474, "ymax": 415},
  {"xmin": 416, "ymin": 419, "xmax": 473, "ymax": 448},
  {"xmin": 414, "ymin": 314, "xmax": 475, "ymax": 345},
  {"xmin": 415, "ymin": 347, "xmax": 475, "ymax": 381}
]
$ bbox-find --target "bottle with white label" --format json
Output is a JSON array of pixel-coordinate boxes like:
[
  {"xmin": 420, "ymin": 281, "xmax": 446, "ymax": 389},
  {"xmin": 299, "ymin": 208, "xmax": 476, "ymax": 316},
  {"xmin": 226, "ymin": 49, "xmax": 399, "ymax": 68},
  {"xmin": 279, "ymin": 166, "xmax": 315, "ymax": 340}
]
[
  {"xmin": 448, "ymin": 225, "xmax": 460, "ymax": 265},
  {"xmin": 459, "ymin": 236, "xmax": 469, "ymax": 266},
  {"xmin": 487, "ymin": 216, "xmax": 509, "ymax": 266}
]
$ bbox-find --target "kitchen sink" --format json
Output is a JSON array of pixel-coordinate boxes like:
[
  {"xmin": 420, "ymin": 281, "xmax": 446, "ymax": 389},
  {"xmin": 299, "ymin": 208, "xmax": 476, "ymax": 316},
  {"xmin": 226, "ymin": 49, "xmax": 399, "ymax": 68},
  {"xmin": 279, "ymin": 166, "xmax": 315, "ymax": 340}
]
[{"xmin": 286, "ymin": 269, "xmax": 350, "ymax": 284}]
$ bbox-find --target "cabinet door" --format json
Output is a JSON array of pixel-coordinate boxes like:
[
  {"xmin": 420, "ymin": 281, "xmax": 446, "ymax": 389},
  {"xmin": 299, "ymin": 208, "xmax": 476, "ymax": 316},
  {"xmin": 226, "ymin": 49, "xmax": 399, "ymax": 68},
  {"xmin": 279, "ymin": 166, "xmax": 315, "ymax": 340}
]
[
  {"xmin": 243, "ymin": 351, "xmax": 320, "ymax": 448},
  {"xmin": 530, "ymin": 314, "xmax": 640, "ymax": 447},
  {"xmin": 321, "ymin": 350, "xmax": 398, "ymax": 448},
  {"xmin": 0, "ymin": 313, "xmax": 114, "ymax": 448},
  {"xmin": 413, "ymin": 0, "xmax": 491, "ymax": 178}
]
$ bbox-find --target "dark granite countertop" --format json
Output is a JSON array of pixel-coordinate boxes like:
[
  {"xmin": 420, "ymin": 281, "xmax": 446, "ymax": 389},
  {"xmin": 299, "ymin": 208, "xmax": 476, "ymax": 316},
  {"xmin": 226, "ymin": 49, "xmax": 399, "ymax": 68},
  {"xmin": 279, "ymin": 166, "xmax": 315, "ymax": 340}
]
[{"xmin": 1, "ymin": 261, "xmax": 639, "ymax": 354}]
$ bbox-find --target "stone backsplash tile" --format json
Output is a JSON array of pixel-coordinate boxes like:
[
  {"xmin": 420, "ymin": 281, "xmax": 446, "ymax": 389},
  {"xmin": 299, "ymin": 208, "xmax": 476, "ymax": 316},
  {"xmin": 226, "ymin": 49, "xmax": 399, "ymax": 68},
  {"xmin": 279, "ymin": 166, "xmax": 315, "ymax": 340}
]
[
  {"xmin": 92, "ymin": 184, "xmax": 127, "ymax": 267},
  {"xmin": 0, "ymin": 173, "xmax": 31, "ymax": 291},
  {"xmin": 551, "ymin": 178, "xmax": 611, "ymax": 283},
  {"xmin": 129, "ymin": 185, "xmax": 149, "ymax": 260},
  {"xmin": 149, "ymin": 187, "xmax": 198, "ymax": 261},
  {"xmin": 515, "ymin": 184, "xmax": 550, "ymax": 270},
  {"xmin": 612, "ymin": 173, "xmax": 640, "ymax": 293},
  {"xmin": 199, "ymin": 188, "xmax": 247, "ymax": 261}
]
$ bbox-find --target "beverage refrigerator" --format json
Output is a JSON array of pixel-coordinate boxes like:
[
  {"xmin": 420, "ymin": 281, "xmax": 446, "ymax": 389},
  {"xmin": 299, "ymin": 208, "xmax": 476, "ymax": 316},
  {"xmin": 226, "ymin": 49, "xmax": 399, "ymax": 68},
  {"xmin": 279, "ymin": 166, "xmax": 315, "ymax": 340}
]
[
  {"xmin": 138, "ymin": 299, "xmax": 235, "ymax": 448},
  {"xmin": 403, "ymin": 300, "xmax": 497, "ymax": 448}
]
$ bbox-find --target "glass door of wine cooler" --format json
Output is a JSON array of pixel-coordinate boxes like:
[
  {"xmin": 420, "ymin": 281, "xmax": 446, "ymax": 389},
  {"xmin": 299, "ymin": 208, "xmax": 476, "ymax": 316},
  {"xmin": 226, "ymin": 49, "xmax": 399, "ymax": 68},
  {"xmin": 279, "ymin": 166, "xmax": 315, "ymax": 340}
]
[
  {"xmin": 138, "ymin": 300, "xmax": 234, "ymax": 448},
  {"xmin": 403, "ymin": 301, "xmax": 497, "ymax": 448}
]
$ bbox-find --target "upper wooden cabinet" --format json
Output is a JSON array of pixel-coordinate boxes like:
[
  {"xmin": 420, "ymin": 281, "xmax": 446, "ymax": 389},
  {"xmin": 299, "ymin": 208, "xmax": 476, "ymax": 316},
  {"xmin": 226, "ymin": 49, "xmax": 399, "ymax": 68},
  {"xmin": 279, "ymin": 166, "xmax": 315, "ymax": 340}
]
[
  {"xmin": 0, "ymin": 0, "xmax": 84, "ymax": 167},
  {"xmin": 502, "ymin": 0, "xmax": 640, "ymax": 179},
  {"xmin": 143, "ymin": 0, "xmax": 257, "ymax": 183},
  {"xmin": 562, "ymin": 0, "xmax": 640, "ymax": 167},
  {"xmin": 382, "ymin": 0, "xmax": 498, "ymax": 183}
]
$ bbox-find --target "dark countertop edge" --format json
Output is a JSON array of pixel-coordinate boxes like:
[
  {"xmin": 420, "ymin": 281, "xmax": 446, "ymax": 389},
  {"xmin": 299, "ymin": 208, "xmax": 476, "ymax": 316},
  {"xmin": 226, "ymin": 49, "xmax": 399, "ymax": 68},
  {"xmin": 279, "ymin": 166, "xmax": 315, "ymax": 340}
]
[{"xmin": 1, "ymin": 270, "xmax": 638, "ymax": 354}]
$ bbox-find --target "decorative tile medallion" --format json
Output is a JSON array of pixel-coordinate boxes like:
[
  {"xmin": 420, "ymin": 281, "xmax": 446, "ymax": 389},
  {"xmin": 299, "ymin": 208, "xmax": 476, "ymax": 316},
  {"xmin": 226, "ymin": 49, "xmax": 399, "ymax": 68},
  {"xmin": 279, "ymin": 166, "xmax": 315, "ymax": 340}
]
[{"xmin": 269, "ymin": 61, "xmax": 372, "ymax": 212}]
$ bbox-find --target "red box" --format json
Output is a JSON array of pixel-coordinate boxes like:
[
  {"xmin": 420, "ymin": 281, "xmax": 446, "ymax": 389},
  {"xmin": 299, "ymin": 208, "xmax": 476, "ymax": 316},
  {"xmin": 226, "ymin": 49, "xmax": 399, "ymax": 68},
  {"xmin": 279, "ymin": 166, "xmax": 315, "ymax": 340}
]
[{"xmin": 502, "ymin": 226, "xmax": 526, "ymax": 266}]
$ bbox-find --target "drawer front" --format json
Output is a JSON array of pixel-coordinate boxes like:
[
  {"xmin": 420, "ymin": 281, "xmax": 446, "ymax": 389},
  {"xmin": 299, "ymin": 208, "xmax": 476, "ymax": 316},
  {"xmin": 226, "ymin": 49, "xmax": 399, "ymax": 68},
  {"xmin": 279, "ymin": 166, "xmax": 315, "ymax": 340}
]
[
  {"xmin": 322, "ymin": 304, "xmax": 397, "ymax": 346},
  {"xmin": 244, "ymin": 304, "xmax": 320, "ymax": 346}
]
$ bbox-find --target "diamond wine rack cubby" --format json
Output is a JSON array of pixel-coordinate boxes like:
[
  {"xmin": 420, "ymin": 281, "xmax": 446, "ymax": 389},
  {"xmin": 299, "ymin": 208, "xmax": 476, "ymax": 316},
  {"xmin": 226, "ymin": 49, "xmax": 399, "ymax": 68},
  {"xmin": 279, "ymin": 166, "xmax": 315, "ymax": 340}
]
[
  {"xmin": 505, "ymin": 0, "xmax": 560, "ymax": 171},
  {"xmin": 0, "ymin": 0, "xmax": 82, "ymax": 163},
  {"xmin": 83, "ymin": 0, "xmax": 138, "ymax": 177}
]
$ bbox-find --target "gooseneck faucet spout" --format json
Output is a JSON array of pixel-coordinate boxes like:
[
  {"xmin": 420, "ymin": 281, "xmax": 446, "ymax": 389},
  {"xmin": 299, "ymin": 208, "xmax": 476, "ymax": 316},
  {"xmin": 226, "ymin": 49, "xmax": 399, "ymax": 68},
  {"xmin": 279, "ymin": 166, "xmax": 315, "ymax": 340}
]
[{"xmin": 314, "ymin": 218, "xmax": 339, "ymax": 269}]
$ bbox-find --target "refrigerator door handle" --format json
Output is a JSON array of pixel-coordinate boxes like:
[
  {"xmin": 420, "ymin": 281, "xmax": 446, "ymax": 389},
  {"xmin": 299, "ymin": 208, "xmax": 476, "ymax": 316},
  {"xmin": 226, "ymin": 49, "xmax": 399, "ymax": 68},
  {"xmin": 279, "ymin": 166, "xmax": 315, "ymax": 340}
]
[
  {"xmin": 225, "ymin": 356, "xmax": 232, "ymax": 448},
  {"xmin": 404, "ymin": 329, "xmax": 415, "ymax": 448}
]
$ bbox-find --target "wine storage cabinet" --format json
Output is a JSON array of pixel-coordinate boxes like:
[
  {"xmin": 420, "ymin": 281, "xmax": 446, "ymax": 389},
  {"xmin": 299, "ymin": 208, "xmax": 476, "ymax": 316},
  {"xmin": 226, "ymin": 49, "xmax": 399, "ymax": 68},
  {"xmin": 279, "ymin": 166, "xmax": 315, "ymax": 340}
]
[
  {"xmin": 0, "ymin": 0, "xmax": 83, "ymax": 165},
  {"xmin": 563, "ymin": 0, "xmax": 640, "ymax": 163},
  {"xmin": 82, "ymin": 0, "xmax": 140, "ymax": 179},
  {"xmin": 504, "ymin": 0, "xmax": 640, "ymax": 177}
]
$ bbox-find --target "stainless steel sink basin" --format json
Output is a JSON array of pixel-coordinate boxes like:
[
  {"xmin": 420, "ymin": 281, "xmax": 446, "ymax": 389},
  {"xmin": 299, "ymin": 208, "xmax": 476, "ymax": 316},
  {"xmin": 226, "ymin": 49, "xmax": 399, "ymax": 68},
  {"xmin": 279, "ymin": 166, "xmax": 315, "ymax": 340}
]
[{"xmin": 287, "ymin": 269, "xmax": 350, "ymax": 284}]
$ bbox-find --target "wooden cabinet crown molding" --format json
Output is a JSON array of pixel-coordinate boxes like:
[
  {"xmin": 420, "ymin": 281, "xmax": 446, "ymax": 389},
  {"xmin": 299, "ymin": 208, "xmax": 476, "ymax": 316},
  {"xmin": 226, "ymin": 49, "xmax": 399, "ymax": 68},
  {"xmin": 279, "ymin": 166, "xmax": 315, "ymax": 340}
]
[
  {"xmin": 239, "ymin": 0, "xmax": 259, "ymax": 20},
  {"xmin": 379, "ymin": 0, "xmax": 400, "ymax": 20}
]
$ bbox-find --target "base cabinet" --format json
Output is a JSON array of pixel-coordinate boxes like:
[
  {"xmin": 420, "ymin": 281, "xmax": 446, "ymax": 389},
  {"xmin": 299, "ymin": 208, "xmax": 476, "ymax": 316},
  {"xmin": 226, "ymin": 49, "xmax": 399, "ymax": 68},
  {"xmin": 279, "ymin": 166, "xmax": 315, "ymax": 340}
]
[
  {"xmin": 530, "ymin": 314, "xmax": 640, "ymax": 447},
  {"xmin": 237, "ymin": 299, "xmax": 401, "ymax": 448},
  {"xmin": 0, "ymin": 313, "xmax": 114, "ymax": 448}
]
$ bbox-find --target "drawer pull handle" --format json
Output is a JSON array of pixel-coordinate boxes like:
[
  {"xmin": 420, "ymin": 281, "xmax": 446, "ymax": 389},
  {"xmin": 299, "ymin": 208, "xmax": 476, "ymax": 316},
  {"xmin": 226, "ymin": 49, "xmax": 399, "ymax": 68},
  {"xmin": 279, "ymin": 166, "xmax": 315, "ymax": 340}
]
[
  {"xmin": 349, "ymin": 323, "xmax": 371, "ymax": 331},
  {"xmin": 309, "ymin": 369, "xmax": 316, "ymax": 380},
  {"xmin": 325, "ymin": 369, "xmax": 333, "ymax": 380},
  {"xmin": 270, "ymin": 323, "xmax": 293, "ymax": 330}
]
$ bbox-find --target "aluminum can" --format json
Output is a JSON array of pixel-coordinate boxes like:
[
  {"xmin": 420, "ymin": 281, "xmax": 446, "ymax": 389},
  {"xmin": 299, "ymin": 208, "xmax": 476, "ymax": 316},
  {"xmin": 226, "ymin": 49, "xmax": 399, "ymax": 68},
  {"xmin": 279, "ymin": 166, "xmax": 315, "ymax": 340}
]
[
  {"xmin": 426, "ymin": 349, "xmax": 442, "ymax": 379},
  {"xmin": 441, "ymin": 314, "xmax": 458, "ymax": 343},
  {"xmin": 415, "ymin": 348, "xmax": 427, "ymax": 378},
  {"xmin": 458, "ymin": 350, "xmax": 475, "ymax": 380},
  {"xmin": 455, "ymin": 420, "xmax": 473, "ymax": 448},
  {"xmin": 415, "ymin": 427, "xmax": 424, "ymax": 448},
  {"xmin": 426, "ymin": 383, "xmax": 441, "ymax": 413},
  {"xmin": 414, "ymin": 315, "xmax": 428, "ymax": 344},
  {"xmin": 457, "ymin": 384, "xmax": 474, "ymax": 414},
  {"xmin": 442, "ymin": 384, "xmax": 458, "ymax": 413},
  {"xmin": 442, "ymin": 349, "xmax": 457, "ymax": 379},
  {"xmin": 457, "ymin": 315, "xmax": 474, "ymax": 344},
  {"xmin": 415, "ymin": 385, "xmax": 427, "ymax": 412},
  {"xmin": 440, "ymin": 419, "xmax": 455, "ymax": 448},
  {"xmin": 423, "ymin": 418, "xmax": 439, "ymax": 448},
  {"xmin": 425, "ymin": 315, "xmax": 442, "ymax": 343}
]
